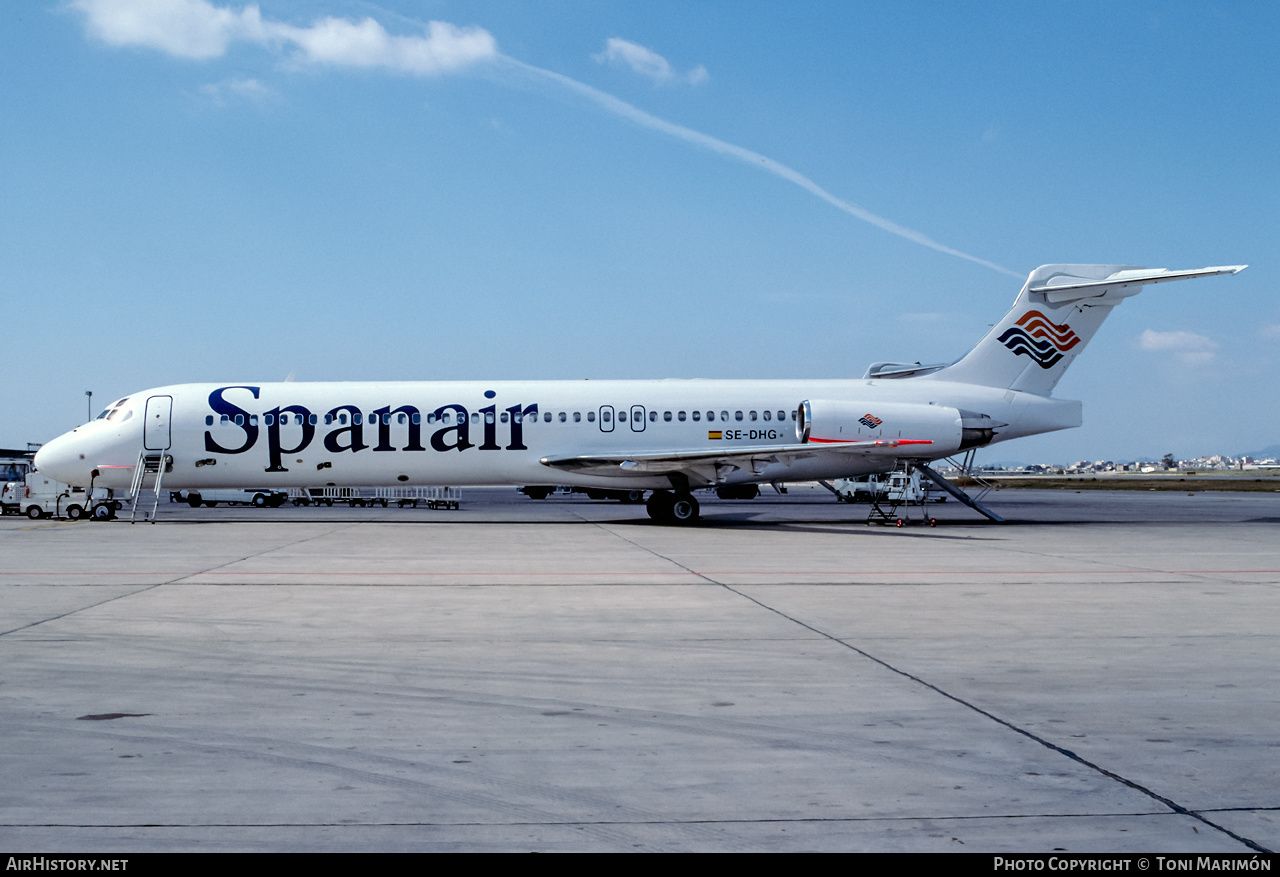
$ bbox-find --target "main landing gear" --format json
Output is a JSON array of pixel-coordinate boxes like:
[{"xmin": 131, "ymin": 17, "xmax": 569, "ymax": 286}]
[{"xmin": 646, "ymin": 490, "xmax": 700, "ymax": 525}]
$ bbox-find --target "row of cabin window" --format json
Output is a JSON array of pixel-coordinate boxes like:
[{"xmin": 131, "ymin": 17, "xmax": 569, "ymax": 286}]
[{"xmin": 207, "ymin": 408, "xmax": 799, "ymax": 427}]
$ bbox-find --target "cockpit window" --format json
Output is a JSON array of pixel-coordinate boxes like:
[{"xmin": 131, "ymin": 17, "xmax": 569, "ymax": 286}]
[{"xmin": 99, "ymin": 397, "xmax": 133, "ymax": 422}]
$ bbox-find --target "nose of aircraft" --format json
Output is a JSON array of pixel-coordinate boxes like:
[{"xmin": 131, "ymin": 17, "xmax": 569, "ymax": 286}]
[{"xmin": 34, "ymin": 430, "xmax": 89, "ymax": 486}]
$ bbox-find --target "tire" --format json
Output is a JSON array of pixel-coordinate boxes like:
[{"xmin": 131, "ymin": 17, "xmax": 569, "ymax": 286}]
[
  {"xmin": 620, "ymin": 490, "xmax": 645, "ymax": 504},
  {"xmin": 646, "ymin": 490, "xmax": 673, "ymax": 521},
  {"xmin": 26, "ymin": 505, "xmax": 45, "ymax": 520},
  {"xmin": 668, "ymin": 493, "xmax": 700, "ymax": 524},
  {"xmin": 205, "ymin": 501, "xmax": 218, "ymax": 508},
  {"xmin": 188, "ymin": 494, "xmax": 202, "ymax": 508},
  {"xmin": 91, "ymin": 503, "xmax": 114, "ymax": 521},
  {"xmin": 65, "ymin": 505, "xmax": 84, "ymax": 521},
  {"xmin": 252, "ymin": 493, "xmax": 267, "ymax": 508}
]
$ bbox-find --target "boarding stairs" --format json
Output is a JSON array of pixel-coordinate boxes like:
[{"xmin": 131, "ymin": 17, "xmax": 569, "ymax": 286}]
[{"xmin": 127, "ymin": 450, "xmax": 171, "ymax": 523}]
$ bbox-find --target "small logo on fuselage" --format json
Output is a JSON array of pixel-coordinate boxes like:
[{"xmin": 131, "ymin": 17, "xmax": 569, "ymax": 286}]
[
  {"xmin": 998, "ymin": 310, "xmax": 1080, "ymax": 369},
  {"xmin": 858, "ymin": 414, "xmax": 883, "ymax": 429}
]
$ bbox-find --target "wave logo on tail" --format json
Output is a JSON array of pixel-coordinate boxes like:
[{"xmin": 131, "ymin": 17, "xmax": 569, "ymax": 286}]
[{"xmin": 998, "ymin": 310, "xmax": 1081, "ymax": 369}]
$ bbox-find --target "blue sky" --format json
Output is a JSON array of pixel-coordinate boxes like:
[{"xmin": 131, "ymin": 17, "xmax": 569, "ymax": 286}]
[{"xmin": 3, "ymin": 1, "xmax": 1276, "ymax": 463}]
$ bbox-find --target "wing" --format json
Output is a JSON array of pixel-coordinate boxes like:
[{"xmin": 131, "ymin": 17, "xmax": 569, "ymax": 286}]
[{"xmin": 540, "ymin": 438, "xmax": 932, "ymax": 485}]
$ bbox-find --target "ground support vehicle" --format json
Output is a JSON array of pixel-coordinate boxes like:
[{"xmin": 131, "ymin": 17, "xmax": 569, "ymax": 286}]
[
  {"xmin": 288, "ymin": 487, "xmax": 461, "ymax": 509},
  {"xmin": 173, "ymin": 488, "xmax": 288, "ymax": 508},
  {"xmin": 2, "ymin": 473, "xmax": 97, "ymax": 520}
]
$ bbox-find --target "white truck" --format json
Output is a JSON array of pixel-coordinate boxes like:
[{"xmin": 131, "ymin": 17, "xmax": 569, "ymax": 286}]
[
  {"xmin": 171, "ymin": 489, "xmax": 288, "ymax": 508},
  {"xmin": 2, "ymin": 472, "xmax": 104, "ymax": 520}
]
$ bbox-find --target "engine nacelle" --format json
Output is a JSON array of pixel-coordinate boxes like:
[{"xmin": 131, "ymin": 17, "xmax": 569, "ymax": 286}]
[{"xmin": 797, "ymin": 400, "xmax": 994, "ymax": 457}]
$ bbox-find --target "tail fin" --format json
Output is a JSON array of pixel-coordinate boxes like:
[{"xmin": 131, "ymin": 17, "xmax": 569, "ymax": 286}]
[{"xmin": 923, "ymin": 264, "xmax": 1246, "ymax": 394}]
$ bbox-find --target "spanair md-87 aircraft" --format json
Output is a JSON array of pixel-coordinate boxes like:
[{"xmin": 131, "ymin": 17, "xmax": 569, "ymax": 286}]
[{"xmin": 35, "ymin": 264, "xmax": 1245, "ymax": 523}]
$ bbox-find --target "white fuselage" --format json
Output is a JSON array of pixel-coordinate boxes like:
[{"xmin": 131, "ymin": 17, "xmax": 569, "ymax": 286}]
[{"xmin": 34, "ymin": 378, "xmax": 1081, "ymax": 491}]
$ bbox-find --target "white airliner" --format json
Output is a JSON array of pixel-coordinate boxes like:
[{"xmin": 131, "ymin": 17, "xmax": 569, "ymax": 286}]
[{"xmin": 35, "ymin": 263, "xmax": 1245, "ymax": 523}]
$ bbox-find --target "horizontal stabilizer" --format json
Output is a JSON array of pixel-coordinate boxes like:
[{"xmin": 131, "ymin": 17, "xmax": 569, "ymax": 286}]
[{"xmin": 1031, "ymin": 265, "xmax": 1247, "ymax": 304}]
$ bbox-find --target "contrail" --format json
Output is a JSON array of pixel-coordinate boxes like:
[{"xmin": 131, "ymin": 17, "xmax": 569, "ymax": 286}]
[{"xmin": 502, "ymin": 57, "xmax": 1020, "ymax": 278}]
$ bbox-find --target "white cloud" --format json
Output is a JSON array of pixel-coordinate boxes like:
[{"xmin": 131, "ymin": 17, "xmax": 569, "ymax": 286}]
[
  {"xmin": 72, "ymin": 0, "xmax": 497, "ymax": 74},
  {"xmin": 199, "ymin": 76, "xmax": 271, "ymax": 104},
  {"xmin": 1139, "ymin": 329, "xmax": 1217, "ymax": 365},
  {"xmin": 593, "ymin": 38, "xmax": 707, "ymax": 85}
]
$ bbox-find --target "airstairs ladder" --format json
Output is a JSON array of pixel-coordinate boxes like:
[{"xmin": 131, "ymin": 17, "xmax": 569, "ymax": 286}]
[{"xmin": 128, "ymin": 450, "xmax": 170, "ymax": 523}]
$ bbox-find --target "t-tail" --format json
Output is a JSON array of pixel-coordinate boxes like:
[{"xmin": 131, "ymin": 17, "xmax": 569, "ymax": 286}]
[{"xmin": 919, "ymin": 264, "xmax": 1247, "ymax": 394}]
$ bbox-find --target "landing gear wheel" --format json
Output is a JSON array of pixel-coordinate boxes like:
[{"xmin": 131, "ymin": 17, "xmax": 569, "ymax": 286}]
[
  {"xmin": 668, "ymin": 492, "xmax": 700, "ymax": 524},
  {"xmin": 646, "ymin": 490, "xmax": 673, "ymax": 521}
]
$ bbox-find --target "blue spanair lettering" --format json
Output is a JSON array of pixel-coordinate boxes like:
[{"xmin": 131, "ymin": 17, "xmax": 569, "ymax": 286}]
[
  {"xmin": 323, "ymin": 405, "xmax": 367, "ymax": 454},
  {"xmin": 265, "ymin": 405, "xmax": 315, "ymax": 472},
  {"xmin": 373, "ymin": 405, "xmax": 425, "ymax": 452},
  {"xmin": 205, "ymin": 386, "xmax": 260, "ymax": 454},
  {"xmin": 505, "ymin": 403, "xmax": 537, "ymax": 451},
  {"xmin": 430, "ymin": 404, "xmax": 473, "ymax": 452}
]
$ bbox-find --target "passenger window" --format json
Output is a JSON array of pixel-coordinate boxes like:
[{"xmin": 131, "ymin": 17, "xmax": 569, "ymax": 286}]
[
  {"xmin": 340, "ymin": 413, "xmax": 348, "ymax": 425},
  {"xmin": 559, "ymin": 412, "xmax": 567, "ymax": 422},
  {"xmin": 220, "ymin": 415, "xmax": 230, "ymax": 425},
  {"xmin": 663, "ymin": 411, "xmax": 672, "ymax": 422},
  {"xmin": 484, "ymin": 411, "xmax": 495, "ymax": 424},
  {"xmin": 706, "ymin": 411, "xmax": 714, "ymax": 422},
  {"xmin": 763, "ymin": 410, "xmax": 771, "ymax": 421},
  {"xmin": 618, "ymin": 410, "xmax": 626, "ymax": 422},
  {"xmin": 721, "ymin": 411, "xmax": 729, "ymax": 421},
  {"xmin": 587, "ymin": 411, "xmax": 595, "ymax": 422},
  {"xmin": 250, "ymin": 414, "xmax": 259, "ymax": 425},
  {"xmin": 411, "ymin": 413, "xmax": 421, "ymax": 425},
  {"xmin": 649, "ymin": 411, "xmax": 657, "ymax": 422},
  {"xmin": 574, "ymin": 412, "xmax": 581, "ymax": 422},
  {"xmin": 234, "ymin": 414, "xmax": 244, "ymax": 426},
  {"xmin": 735, "ymin": 411, "xmax": 743, "ymax": 421},
  {"xmin": 678, "ymin": 411, "xmax": 686, "ymax": 421},
  {"xmin": 354, "ymin": 414, "xmax": 363, "ymax": 425},
  {"xmin": 309, "ymin": 414, "xmax": 318, "ymax": 425},
  {"xmin": 205, "ymin": 415, "xmax": 214, "ymax": 426},
  {"xmin": 749, "ymin": 411, "xmax": 757, "ymax": 421},
  {"xmin": 692, "ymin": 411, "xmax": 701, "ymax": 421},
  {"xmin": 544, "ymin": 412, "xmax": 551, "ymax": 422},
  {"xmin": 398, "ymin": 413, "xmax": 407, "ymax": 424}
]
